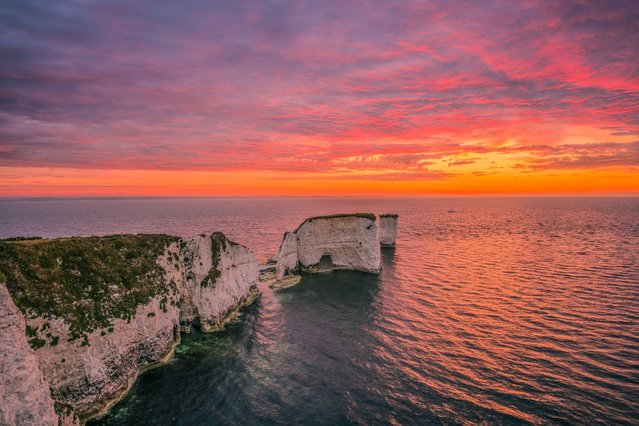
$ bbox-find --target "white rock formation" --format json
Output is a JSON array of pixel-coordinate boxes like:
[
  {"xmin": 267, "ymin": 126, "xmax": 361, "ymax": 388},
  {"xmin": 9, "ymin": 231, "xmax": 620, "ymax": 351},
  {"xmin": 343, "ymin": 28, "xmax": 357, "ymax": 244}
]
[
  {"xmin": 0, "ymin": 285, "xmax": 59, "ymax": 426},
  {"xmin": 276, "ymin": 232, "xmax": 298, "ymax": 279},
  {"xmin": 296, "ymin": 215, "xmax": 381, "ymax": 273},
  {"xmin": 379, "ymin": 214, "xmax": 398, "ymax": 247},
  {"xmin": 276, "ymin": 214, "xmax": 382, "ymax": 278},
  {"xmin": 29, "ymin": 294, "xmax": 180, "ymax": 422},
  {"xmin": 171, "ymin": 233, "xmax": 260, "ymax": 332},
  {"xmin": 0, "ymin": 232, "xmax": 259, "ymax": 424}
]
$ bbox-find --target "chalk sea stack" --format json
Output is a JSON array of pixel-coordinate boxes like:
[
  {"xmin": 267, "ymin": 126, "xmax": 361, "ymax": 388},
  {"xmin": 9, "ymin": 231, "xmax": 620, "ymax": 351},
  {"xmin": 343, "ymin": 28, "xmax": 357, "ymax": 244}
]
[
  {"xmin": 379, "ymin": 214, "xmax": 399, "ymax": 248},
  {"xmin": 275, "ymin": 213, "xmax": 398, "ymax": 285},
  {"xmin": 0, "ymin": 233, "xmax": 259, "ymax": 425}
]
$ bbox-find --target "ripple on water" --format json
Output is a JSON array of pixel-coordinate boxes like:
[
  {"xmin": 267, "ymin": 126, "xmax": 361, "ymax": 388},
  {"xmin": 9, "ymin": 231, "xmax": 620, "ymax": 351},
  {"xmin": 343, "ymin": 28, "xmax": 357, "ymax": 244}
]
[{"xmin": 7, "ymin": 197, "xmax": 635, "ymax": 425}]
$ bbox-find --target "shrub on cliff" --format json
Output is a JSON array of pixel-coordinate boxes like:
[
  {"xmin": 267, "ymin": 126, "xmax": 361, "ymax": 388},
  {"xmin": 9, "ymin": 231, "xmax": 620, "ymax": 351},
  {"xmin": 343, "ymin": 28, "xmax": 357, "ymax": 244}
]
[{"xmin": 0, "ymin": 234, "xmax": 178, "ymax": 346}]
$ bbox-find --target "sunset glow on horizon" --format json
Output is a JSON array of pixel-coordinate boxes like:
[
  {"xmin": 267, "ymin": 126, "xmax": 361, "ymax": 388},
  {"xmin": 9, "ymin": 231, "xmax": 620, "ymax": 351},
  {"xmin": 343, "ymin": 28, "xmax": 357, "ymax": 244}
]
[{"xmin": 1, "ymin": 1, "xmax": 638, "ymax": 196}]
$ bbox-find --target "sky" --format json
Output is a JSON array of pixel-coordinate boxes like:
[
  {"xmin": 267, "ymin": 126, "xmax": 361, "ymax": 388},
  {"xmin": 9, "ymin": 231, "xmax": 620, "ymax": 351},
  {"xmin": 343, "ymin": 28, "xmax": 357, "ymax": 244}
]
[{"xmin": 1, "ymin": 0, "xmax": 638, "ymax": 196}]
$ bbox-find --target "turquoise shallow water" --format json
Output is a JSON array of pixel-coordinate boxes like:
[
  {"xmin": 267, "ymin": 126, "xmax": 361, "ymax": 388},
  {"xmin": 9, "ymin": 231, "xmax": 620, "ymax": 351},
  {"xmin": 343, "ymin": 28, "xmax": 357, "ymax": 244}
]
[{"xmin": 1, "ymin": 197, "xmax": 638, "ymax": 424}]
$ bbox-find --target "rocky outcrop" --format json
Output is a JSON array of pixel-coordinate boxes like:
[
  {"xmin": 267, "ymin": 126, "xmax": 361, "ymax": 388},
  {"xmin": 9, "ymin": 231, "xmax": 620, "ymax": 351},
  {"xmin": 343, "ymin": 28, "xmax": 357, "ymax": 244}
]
[
  {"xmin": 379, "ymin": 214, "xmax": 398, "ymax": 247},
  {"xmin": 166, "ymin": 233, "xmax": 260, "ymax": 333},
  {"xmin": 276, "ymin": 232, "xmax": 298, "ymax": 279},
  {"xmin": 30, "ymin": 294, "xmax": 180, "ymax": 422},
  {"xmin": 275, "ymin": 214, "xmax": 388, "ymax": 284},
  {"xmin": 0, "ymin": 232, "xmax": 259, "ymax": 424},
  {"xmin": 295, "ymin": 214, "xmax": 381, "ymax": 273},
  {"xmin": 0, "ymin": 285, "xmax": 59, "ymax": 426},
  {"xmin": 269, "ymin": 274, "xmax": 301, "ymax": 290}
]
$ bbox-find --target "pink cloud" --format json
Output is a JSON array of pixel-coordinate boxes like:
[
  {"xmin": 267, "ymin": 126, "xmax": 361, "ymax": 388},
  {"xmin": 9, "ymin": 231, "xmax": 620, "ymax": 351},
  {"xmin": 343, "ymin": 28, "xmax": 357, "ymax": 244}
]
[{"xmin": 0, "ymin": 0, "xmax": 637, "ymax": 180}]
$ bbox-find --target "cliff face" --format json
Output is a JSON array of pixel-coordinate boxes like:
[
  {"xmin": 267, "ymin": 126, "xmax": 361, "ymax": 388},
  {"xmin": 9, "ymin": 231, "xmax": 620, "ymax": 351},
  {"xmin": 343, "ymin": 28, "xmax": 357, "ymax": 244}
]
[
  {"xmin": 30, "ymin": 294, "xmax": 180, "ymax": 421},
  {"xmin": 296, "ymin": 215, "xmax": 381, "ymax": 273},
  {"xmin": 0, "ymin": 232, "xmax": 259, "ymax": 424},
  {"xmin": 0, "ymin": 285, "xmax": 58, "ymax": 426},
  {"xmin": 276, "ymin": 232, "xmax": 298, "ymax": 279},
  {"xmin": 165, "ymin": 233, "xmax": 259, "ymax": 332},
  {"xmin": 379, "ymin": 214, "xmax": 398, "ymax": 247},
  {"xmin": 275, "ymin": 214, "xmax": 381, "ymax": 277}
]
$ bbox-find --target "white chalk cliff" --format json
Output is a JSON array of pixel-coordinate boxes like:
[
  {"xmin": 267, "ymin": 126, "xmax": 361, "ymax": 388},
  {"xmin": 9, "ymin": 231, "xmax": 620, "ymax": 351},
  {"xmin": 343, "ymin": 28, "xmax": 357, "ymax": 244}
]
[
  {"xmin": 169, "ymin": 233, "xmax": 260, "ymax": 332},
  {"xmin": 0, "ymin": 232, "xmax": 259, "ymax": 424},
  {"xmin": 30, "ymin": 293, "xmax": 181, "ymax": 423},
  {"xmin": 276, "ymin": 213, "xmax": 399, "ymax": 281},
  {"xmin": 275, "ymin": 231, "xmax": 298, "ymax": 279},
  {"xmin": 379, "ymin": 214, "xmax": 398, "ymax": 247},
  {"xmin": 0, "ymin": 285, "xmax": 58, "ymax": 426}
]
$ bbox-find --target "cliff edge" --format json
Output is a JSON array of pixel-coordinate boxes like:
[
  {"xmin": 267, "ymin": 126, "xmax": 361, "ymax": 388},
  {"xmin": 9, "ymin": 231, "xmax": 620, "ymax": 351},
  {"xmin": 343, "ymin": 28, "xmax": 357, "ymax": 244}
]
[{"xmin": 0, "ymin": 232, "xmax": 259, "ymax": 424}]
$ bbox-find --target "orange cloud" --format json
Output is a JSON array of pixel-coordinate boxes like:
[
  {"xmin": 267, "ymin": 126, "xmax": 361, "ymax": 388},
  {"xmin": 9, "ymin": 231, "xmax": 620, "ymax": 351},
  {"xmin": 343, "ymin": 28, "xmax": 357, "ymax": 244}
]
[{"xmin": 1, "ymin": 1, "xmax": 637, "ymax": 196}]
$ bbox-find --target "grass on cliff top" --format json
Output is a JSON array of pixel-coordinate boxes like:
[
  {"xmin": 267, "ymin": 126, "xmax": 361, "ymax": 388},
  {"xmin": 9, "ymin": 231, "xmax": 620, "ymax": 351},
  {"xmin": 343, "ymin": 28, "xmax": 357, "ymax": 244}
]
[
  {"xmin": 295, "ymin": 213, "xmax": 376, "ymax": 232},
  {"xmin": 1, "ymin": 236, "xmax": 43, "ymax": 242},
  {"xmin": 0, "ymin": 234, "xmax": 179, "ymax": 346},
  {"xmin": 380, "ymin": 214, "xmax": 399, "ymax": 218}
]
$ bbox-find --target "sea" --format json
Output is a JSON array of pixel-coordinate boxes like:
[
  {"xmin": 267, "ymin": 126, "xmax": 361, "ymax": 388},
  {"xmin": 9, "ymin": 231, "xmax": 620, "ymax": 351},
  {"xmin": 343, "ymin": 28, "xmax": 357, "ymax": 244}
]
[{"xmin": 1, "ymin": 197, "xmax": 637, "ymax": 425}]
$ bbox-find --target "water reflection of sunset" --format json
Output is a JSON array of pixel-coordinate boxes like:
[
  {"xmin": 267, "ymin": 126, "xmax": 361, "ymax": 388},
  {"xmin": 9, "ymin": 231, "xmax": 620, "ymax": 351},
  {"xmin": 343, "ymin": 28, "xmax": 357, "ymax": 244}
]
[{"xmin": 384, "ymin": 200, "xmax": 635, "ymax": 420}]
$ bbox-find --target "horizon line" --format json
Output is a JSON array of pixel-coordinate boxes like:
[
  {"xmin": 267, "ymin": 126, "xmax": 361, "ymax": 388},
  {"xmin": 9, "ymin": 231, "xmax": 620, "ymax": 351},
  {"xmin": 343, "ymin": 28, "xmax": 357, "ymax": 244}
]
[{"xmin": 2, "ymin": 193, "xmax": 638, "ymax": 201}]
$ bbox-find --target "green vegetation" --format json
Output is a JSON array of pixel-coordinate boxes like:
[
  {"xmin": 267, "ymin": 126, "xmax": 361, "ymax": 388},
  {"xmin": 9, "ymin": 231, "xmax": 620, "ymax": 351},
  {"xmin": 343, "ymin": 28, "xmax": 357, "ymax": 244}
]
[
  {"xmin": 200, "ymin": 232, "xmax": 227, "ymax": 288},
  {"xmin": 53, "ymin": 399, "xmax": 78, "ymax": 422},
  {"xmin": 179, "ymin": 232, "xmax": 230, "ymax": 288},
  {"xmin": 310, "ymin": 213, "xmax": 376, "ymax": 221},
  {"xmin": 295, "ymin": 213, "xmax": 376, "ymax": 232},
  {"xmin": 25, "ymin": 325, "xmax": 46, "ymax": 349},
  {"xmin": 380, "ymin": 214, "xmax": 398, "ymax": 218},
  {"xmin": 30, "ymin": 336, "xmax": 47, "ymax": 349},
  {"xmin": 0, "ymin": 234, "xmax": 178, "ymax": 346},
  {"xmin": 25, "ymin": 324, "xmax": 37, "ymax": 337},
  {"xmin": 25, "ymin": 324, "xmax": 46, "ymax": 349},
  {"xmin": 1, "ymin": 236, "xmax": 43, "ymax": 242}
]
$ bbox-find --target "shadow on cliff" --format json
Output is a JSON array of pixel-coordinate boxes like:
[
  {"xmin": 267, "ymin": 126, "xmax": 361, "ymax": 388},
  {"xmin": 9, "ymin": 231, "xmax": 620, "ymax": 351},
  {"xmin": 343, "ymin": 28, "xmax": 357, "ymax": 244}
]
[{"xmin": 89, "ymin": 298, "xmax": 265, "ymax": 426}]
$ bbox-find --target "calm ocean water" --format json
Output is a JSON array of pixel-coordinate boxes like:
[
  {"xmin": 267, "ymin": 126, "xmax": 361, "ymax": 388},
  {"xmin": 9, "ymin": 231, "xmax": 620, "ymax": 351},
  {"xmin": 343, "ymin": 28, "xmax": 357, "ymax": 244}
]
[{"xmin": 1, "ymin": 197, "xmax": 638, "ymax": 425}]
